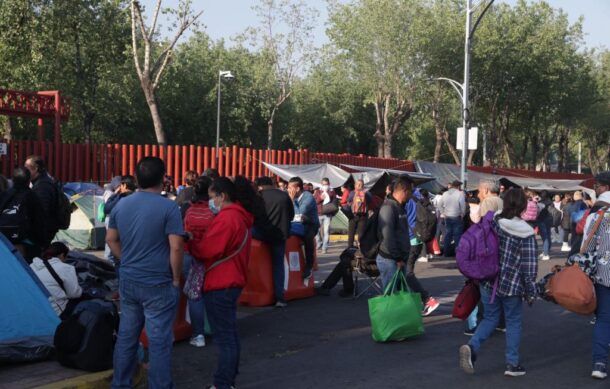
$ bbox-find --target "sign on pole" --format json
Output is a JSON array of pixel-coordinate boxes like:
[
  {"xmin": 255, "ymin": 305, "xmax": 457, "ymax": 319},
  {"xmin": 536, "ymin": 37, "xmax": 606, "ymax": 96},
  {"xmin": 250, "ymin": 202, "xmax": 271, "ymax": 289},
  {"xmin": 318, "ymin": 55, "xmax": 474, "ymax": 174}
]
[
  {"xmin": 456, "ymin": 127, "xmax": 478, "ymax": 150},
  {"xmin": 0, "ymin": 143, "xmax": 7, "ymax": 156}
]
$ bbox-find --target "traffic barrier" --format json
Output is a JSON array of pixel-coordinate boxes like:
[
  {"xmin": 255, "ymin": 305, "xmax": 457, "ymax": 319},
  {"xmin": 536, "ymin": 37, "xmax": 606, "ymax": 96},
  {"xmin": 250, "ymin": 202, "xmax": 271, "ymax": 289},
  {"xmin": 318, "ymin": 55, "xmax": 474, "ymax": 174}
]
[
  {"xmin": 283, "ymin": 235, "xmax": 315, "ymax": 301},
  {"xmin": 239, "ymin": 239, "xmax": 275, "ymax": 307}
]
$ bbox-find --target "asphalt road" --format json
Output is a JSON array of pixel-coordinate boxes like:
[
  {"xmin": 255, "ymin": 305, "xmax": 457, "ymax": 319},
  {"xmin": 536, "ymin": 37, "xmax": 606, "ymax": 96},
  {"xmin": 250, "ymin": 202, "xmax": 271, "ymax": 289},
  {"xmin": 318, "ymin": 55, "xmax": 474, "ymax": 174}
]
[{"xmin": 171, "ymin": 241, "xmax": 607, "ymax": 389}]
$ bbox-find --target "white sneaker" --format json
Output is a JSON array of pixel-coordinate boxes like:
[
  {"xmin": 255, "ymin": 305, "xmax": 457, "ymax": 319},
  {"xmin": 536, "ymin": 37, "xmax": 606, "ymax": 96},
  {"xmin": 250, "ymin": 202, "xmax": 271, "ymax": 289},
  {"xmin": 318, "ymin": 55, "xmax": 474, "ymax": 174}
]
[
  {"xmin": 189, "ymin": 334, "xmax": 206, "ymax": 347},
  {"xmin": 541, "ymin": 255, "xmax": 550, "ymax": 261},
  {"xmin": 561, "ymin": 243, "xmax": 571, "ymax": 252},
  {"xmin": 417, "ymin": 256, "xmax": 428, "ymax": 263}
]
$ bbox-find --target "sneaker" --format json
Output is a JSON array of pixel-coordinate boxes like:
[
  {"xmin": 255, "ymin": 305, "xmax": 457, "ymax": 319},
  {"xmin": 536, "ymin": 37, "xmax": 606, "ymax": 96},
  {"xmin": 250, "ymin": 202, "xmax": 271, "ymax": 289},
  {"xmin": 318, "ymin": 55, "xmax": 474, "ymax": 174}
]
[
  {"xmin": 275, "ymin": 301, "xmax": 288, "ymax": 308},
  {"xmin": 464, "ymin": 327, "xmax": 476, "ymax": 336},
  {"xmin": 302, "ymin": 267, "xmax": 312, "ymax": 280},
  {"xmin": 541, "ymin": 255, "xmax": 550, "ymax": 261},
  {"xmin": 561, "ymin": 243, "xmax": 571, "ymax": 252},
  {"xmin": 592, "ymin": 363, "xmax": 607, "ymax": 379},
  {"xmin": 504, "ymin": 364, "xmax": 526, "ymax": 377},
  {"xmin": 189, "ymin": 334, "xmax": 206, "ymax": 348},
  {"xmin": 459, "ymin": 344, "xmax": 476, "ymax": 374},
  {"xmin": 496, "ymin": 326, "xmax": 507, "ymax": 333},
  {"xmin": 416, "ymin": 256, "xmax": 428, "ymax": 263},
  {"xmin": 422, "ymin": 297, "xmax": 440, "ymax": 316}
]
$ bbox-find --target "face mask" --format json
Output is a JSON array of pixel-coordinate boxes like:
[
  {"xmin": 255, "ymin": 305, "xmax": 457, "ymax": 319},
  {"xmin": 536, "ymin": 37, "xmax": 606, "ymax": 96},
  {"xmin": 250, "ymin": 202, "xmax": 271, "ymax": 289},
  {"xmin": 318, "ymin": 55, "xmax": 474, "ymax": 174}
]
[
  {"xmin": 321, "ymin": 185, "xmax": 329, "ymax": 192},
  {"xmin": 209, "ymin": 198, "xmax": 220, "ymax": 214}
]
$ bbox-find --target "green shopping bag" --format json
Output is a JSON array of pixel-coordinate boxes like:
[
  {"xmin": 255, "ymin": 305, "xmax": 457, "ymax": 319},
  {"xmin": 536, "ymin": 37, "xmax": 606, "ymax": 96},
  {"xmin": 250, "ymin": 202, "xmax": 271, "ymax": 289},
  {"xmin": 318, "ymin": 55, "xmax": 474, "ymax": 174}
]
[{"xmin": 368, "ymin": 269, "xmax": 424, "ymax": 342}]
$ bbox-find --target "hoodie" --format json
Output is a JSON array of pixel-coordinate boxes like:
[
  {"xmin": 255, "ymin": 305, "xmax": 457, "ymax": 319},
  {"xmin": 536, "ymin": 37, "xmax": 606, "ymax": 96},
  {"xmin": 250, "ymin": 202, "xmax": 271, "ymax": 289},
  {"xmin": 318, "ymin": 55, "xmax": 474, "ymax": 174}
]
[
  {"xmin": 189, "ymin": 202, "xmax": 254, "ymax": 292},
  {"xmin": 30, "ymin": 257, "xmax": 82, "ymax": 316},
  {"xmin": 485, "ymin": 217, "xmax": 538, "ymax": 298}
]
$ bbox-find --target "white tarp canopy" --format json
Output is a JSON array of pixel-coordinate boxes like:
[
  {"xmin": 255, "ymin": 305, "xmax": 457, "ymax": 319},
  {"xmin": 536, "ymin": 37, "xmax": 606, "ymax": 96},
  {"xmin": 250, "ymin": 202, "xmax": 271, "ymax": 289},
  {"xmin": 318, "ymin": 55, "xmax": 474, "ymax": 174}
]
[
  {"xmin": 262, "ymin": 162, "xmax": 351, "ymax": 188},
  {"xmin": 341, "ymin": 164, "xmax": 435, "ymax": 184}
]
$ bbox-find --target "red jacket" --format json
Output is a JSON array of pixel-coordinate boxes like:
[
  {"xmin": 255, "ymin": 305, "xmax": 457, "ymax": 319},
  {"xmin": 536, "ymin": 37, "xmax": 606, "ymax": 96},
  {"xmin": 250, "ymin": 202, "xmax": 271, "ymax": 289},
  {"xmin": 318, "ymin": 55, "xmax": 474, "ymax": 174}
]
[
  {"xmin": 189, "ymin": 202, "xmax": 253, "ymax": 292},
  {"xmin": 184, "ymin": 201, "xmax": 215, "ymax": 254}
]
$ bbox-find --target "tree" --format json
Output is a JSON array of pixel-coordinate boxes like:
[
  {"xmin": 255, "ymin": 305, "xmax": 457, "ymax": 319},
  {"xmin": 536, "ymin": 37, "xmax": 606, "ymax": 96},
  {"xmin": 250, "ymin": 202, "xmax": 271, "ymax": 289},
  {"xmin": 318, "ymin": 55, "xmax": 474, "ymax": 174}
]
[
  {"xmin": 130, "ymin": 0, "xmax": 202, "ymax": 145},
  {"xmin": 243, "ymin": 0, "xmax": 318, "ymax": 150},
  {"xmin": 327, "ymin": 0, "xmax": 430, "ymax": 158}
]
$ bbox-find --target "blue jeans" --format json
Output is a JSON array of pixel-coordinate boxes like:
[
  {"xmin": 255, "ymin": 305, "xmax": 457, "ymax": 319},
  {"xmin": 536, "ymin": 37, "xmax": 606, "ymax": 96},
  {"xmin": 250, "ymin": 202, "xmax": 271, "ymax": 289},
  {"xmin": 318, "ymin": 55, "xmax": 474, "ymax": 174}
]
[
  {"xmin": 316, "ymin": 215, "xmax": 332, "ymax": 251},
  {"xmin": 593, "ymin": 284, "xmax": 610, "ymax": 365},
  {"xmin": 537, "ymin": 221, "xmax": 551, "ymax": 255},
  {"xmin": 468, "ymin": 287, "xmax": 523, "ymax": 366},
  {"xmin": 182, "ymin": 254, "xmax": 206, "ymax": 336},
  {"xmin": 205, "ymin": 288, "xmax": 242, "ymax": 389},
  {"xmin": 467, "ymin": 306, "xmax": 479, "ymax": 330},
  {"xmin": 112, "ymin": 280, "xmax": 179, "ymax": 389},
  {"xmin": 376, "ymin": 254, "xmax": 406, "ymax": 291},
  {"xmin": 270, "ymin": 240, "xmax": 287, "ymax": 303},
  {"xmin": 443, "ymin": 217, "xmax": 464, "ymax": 256}
]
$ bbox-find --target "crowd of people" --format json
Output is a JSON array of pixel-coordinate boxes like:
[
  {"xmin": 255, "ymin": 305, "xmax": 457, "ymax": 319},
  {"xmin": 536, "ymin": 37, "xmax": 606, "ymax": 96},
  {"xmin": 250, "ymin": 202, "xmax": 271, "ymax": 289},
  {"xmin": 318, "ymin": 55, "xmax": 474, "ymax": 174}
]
[{"xmin": 2, "ymin": 153, "xmax": 610, "ymax": 386}]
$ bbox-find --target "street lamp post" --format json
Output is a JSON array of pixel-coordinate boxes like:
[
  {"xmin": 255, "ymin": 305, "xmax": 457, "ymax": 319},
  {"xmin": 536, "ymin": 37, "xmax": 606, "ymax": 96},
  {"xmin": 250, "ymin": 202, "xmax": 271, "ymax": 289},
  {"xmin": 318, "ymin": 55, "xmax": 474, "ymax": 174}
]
[{"xmin": 216, "ymin": 70, "xmax": 234, "ymax": 162}]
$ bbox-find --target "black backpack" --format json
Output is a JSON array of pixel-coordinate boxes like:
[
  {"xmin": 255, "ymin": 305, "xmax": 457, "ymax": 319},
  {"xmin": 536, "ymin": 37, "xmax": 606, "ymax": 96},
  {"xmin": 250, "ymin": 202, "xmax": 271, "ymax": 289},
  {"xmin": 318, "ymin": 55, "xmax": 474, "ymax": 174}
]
[
  {"xmin": 414, "ymin": 202, "xmax": 437, "ymax": 243},
  {"xmin": 55, "ymin": 181, "xmax": 72, "ymax": 230},
  {"xmin": 0, "ymin": 190, "xmax": 31, "ymax": 242},
  {"xmin": 54, "ymin": 299, "xmax": 118, "ymax": 372},
  {"xmin": 547, "ymin": 204, "xmax": 563, "ymax": 227},
  {"xmin": 358, "ymin": 209, "xmax": 381, "ymax": 259}
]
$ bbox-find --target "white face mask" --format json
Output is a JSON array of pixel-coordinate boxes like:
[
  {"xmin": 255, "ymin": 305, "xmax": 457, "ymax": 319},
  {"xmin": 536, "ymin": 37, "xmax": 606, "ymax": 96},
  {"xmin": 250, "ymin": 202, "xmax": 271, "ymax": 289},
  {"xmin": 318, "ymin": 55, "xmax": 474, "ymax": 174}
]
[
  {"xmin": 321, "ymin": 185, "xmax": 330, "ymax": 192},
  {"xmin": 209, "ymin": 198, "xmax": 220, "ymax": 214}
]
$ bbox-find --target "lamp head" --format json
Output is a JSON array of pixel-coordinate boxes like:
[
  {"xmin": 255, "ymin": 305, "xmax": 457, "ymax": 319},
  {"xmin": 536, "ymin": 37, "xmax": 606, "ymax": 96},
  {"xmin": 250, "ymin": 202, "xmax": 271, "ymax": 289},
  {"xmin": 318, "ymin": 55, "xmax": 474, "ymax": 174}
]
[{"xmin": 220, "ymin": 70, "xmax": 235, "ymax": 81}]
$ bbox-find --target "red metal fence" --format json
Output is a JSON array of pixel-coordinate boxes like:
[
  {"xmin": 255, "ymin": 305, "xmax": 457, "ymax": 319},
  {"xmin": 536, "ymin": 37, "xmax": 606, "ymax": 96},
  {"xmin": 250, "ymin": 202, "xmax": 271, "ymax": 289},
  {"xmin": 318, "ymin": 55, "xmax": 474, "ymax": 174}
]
[{"xmin": 0, "ymin": 140, "xmax": 415, "ymax": 188}]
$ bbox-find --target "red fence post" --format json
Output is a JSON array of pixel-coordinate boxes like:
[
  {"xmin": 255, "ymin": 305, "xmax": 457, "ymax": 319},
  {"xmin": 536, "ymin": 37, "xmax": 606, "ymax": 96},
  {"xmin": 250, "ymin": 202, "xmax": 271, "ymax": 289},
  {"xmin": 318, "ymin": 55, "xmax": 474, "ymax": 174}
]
[
  {"xmin": 166, "ymin": 146, "xmax": 174, "ymax": 183},
  {"xmin": 92, "ymin": 144, "xmax": 98, "ymax": 184},
  {"xmin": 144, "ymin": 144, "xmax": 151, "ymax": 157},
  {"xmin": 196, "ymin": 146, "xmax": 203, "ymax": 174},
  {"xmin": 136, "ymin": 145, "xmax": 143, "ymax": 164},
  {"xmin": 245, "ymin": 148, "xmax": 251, "ymax": 180},
  {"xmin": 203, "ymin": 146, "xmax": 209, "ymax": 172},
  {"xmin": 232, "ymin": 145, "xmax": 238, "ymax": 177},
  {"xmin": 218, "ymin": 148, "xmax": 224, "ymax": 176},
  {"xmin": 113, "ymin": 144, "xmax": 120, "ymax": 178},
  {"xmin": 174, "ymin": 145, "xmax": 180, "ymax": 189},
  {"xmin": 152, "ymin": 145, "xmax": 158, "ymax": 158},
  {"xmin": 225, "ymin": 147, "xmax": 231, "ymax": 177},
  {"xmin": 211, "ymin": 147, "xmax": 216, "ymax": 169},
  {"xmin": 182, "ymin": 145, "xmax": 188, "ymax": 178},
  {"xmin": 129, "ymin": 145, "xmax": 135, "ymax": 175},
  {"xmin": 189, "ymin": 145, "xmax": 196, "ymax": 172},
  {"xmin": 121, "ymin": 144, "xmax": 128, "ymax": 175}
]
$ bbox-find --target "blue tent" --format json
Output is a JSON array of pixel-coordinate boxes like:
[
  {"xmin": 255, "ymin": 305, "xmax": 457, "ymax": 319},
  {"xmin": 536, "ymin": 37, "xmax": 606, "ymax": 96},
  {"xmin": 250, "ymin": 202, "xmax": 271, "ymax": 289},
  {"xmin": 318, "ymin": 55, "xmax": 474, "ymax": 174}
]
[{"xmin": 0, "ymin": 234, "xmax": 60, "ymax": 362}]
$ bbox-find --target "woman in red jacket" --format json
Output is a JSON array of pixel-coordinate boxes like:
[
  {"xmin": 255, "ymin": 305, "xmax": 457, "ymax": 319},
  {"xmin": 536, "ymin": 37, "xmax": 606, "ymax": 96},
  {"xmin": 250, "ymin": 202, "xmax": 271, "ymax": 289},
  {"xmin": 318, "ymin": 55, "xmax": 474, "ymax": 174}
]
[{"xmin": 189, "ymin": 176, "xmax": 254, "ymax": 389}]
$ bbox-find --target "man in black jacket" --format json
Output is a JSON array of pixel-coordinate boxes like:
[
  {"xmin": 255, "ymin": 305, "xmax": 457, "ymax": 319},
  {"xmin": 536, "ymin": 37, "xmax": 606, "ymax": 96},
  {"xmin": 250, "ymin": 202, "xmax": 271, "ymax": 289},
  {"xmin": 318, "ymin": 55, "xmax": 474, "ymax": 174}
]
[
  {"xmin": 25, "ymin": 155, "xmax": 58, "ymax": 247},
  {"xmin": 255, "ymin": 176, "xmax": 295, "ymax": 307},
  {"xmin": 376, "ymin": 176, "xmax": 413, "ymax": 289}
]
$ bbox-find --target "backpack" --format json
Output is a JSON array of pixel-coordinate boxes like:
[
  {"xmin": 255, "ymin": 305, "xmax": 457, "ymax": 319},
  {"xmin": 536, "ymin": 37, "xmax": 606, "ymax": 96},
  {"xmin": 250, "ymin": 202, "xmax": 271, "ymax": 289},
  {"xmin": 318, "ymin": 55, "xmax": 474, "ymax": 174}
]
[
  {"xmin": 0, "ymin": 190, "xmax": 31, "ymax": 242},
  {"xmin": 456, "ymin": 211, "xmax": 500, "ymax": 281},
  {"xmin": 414, "ymin": 202, "xmax": 437, "ymax": 243},
  {"xmin": 521, "ymin": 200, "xmax": 539, "ymax": 221},
  {"xmin": 547, "ymin": 205, "xmax": 563, "ymax": 227},
  {"xmin": 54, "ymin": 299, "xmax": 118, "ymax": 372},
  {"xmin": 351, "ymin": 191, "xmax": 368, "ymax": 215},
  {"xmin": 55, "ymin": 181, "xmax": 72, "ymax": 230},
  {"xmin": 358, "ymin": 209, "xmax": 381, "ymax": 259}
]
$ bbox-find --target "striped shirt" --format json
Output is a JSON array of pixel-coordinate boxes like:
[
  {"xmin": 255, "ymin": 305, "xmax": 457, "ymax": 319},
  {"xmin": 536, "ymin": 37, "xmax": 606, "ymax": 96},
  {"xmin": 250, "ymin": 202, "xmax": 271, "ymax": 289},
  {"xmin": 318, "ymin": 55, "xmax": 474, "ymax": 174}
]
[{"xmin": 582, "ymin": 208, "xmax": 610, "ymax": 287}]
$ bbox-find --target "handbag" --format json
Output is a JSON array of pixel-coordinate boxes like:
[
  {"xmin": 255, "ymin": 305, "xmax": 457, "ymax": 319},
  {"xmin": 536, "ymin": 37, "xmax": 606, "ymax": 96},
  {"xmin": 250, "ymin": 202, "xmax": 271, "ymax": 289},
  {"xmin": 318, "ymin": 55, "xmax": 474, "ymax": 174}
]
[
  {"xmin": 183, "ymin": 231, "xmax": 249, "ymax": 299},
  {"xmin": 321, "ymin": 200, "xmax": 339, "ymax": 216},
  {"xmin": 452, "ymin": 280, "xmax": 480, "ymax": 320},
  {"xmin": 368, "ymin": 269, "xmax": 424, "ymax": 342},
  {"xmin": 546, "ymin": 211, "xmax": 606, "ymax": 315}
]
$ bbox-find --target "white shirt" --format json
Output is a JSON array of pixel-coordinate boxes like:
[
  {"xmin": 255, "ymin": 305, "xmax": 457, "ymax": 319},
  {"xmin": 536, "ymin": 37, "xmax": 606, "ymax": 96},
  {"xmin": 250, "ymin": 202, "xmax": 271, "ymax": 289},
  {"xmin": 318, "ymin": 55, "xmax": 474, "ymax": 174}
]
[
  {"xmin": 439, "ymin": 188, "xmax": 466, "ymax": 218},
  {"xmin": 30, "ymin": 257, "xmax": 82, "ymax": 315}
]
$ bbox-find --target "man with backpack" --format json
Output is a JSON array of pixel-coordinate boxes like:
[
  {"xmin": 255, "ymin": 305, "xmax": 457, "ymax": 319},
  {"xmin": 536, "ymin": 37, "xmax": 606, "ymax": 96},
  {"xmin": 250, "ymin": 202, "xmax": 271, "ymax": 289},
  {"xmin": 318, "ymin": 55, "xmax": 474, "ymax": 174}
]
[
  {"xmin": 405, "ymin": 189, "xmax": 440, "ymax": 316},
  {"xmin": 24, "ymin": 155, "xmax": 70, "ymax": 247},
  {"xmin": 347, "ymin": 179, "xmax": 373, "ymax": 248}
]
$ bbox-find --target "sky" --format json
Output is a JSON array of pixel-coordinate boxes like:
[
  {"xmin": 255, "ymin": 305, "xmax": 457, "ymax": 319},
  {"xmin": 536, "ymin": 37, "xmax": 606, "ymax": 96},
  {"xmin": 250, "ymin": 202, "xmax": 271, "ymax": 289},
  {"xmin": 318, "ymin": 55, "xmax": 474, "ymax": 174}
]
[{"xmin": 142, "ymin": 0, "xmax": 610, "ymax": 50}]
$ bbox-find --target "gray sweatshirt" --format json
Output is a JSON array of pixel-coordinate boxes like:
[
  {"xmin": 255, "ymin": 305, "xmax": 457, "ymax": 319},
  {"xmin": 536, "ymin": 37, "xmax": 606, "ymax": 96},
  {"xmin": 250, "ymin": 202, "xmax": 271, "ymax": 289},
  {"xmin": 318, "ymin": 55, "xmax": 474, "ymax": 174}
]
[{"xmin": 440, "ymin": 188, "xmax": 466, "ymax": 218}]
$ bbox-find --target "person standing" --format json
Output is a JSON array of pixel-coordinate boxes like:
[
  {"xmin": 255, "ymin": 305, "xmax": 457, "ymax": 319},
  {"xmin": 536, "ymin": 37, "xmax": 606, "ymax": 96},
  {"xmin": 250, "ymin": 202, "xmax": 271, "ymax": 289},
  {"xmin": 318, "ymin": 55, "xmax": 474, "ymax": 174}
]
[
  {"xmin": 560, "ymin": 192, "xmax": 573, "ymax": 252},
  {"xmin": 375, "ymin": 176, "xmax": 413, "ymax": 289},
  {"xmin": 106, "ymin": 157, "xmax": 184, "ymax": 389},
  {"xmin": 439, "ymin": 180, "xmax": 466, "ymax": 256},
  {"xmin": 255, "ymin": 177, "xmax": 295, "ymax": 307},
  {"xmin": 24, "ymin": 155, "xmax": 58, "ymax": 247},
  {"xmin": 478, "ymin": 179, "xmax": 504, "ymax": 217},
  {"xmin": 535, "ymin": 190, "xmax": 553, "ymax": 261},
  {"xmin": 347, "ymin": 179, "xmax": 373, "ymax": 248},
  {"xmin": 287, "ymin": 176, "xmax": 319, "ymax": 280},
  {"xmin": 183, "ymin": 176, "xmax": 215, "ymax": 347},
  {"xmin": 581, "ymin": 171, "xmax": 610, "ymax": 379},
  {"xmin": 188, "ymin": 177, "xmax": 254, "ymax": 389},
  {"xmin": 314, "ymin": 178, "xmax": 336, "ymax": 254},
  {"xmin": 459, "ymin": 188, "xmax": 537, "ymax": 377}
]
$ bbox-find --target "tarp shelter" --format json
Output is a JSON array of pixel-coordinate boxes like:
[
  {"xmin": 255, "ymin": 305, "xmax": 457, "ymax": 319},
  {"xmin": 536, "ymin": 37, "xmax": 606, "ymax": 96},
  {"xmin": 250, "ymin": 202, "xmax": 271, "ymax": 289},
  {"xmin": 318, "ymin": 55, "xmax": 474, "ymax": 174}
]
[
  {"xmin": 63, "ymin": 182, "xmax": 104, "ymax": 197},
  {"xmin": 341, "ymin": 164, "xmax": 435, "ymax": 196},
  {"xmin": 55, "ymin": 192, "xmax": 106, "ymax": 250},
  {"xmin": 262, "ymin": 162, "xmax": 351, "ymax": 189},
  {"xmin": 0, "ymin": 234, "xmax": 60, "ymax": 362}
]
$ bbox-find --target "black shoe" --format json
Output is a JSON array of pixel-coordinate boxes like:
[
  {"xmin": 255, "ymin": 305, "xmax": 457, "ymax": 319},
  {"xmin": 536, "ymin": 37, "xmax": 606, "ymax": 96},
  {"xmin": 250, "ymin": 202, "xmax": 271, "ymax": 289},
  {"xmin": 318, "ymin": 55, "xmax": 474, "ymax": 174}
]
[
  {"xmin": 338, "ymin": 289, "xmax": 353, "ymax": 298},
  {"xmin": 316, "ymin": 287, "xmax": 330, "ymax": 296},
  {"xmin": 504, "ymin": 364, "xmax": 526, "ymax": 377},
  {"xmin": 459, "ymin": 344, "xmax": 476, "ymax": 374},
  {"xmin": 302, "ymin": 267, "xmax": 312, "ymax": 280},
  {"xmin": 464, "ymin": 327, "xmax": 476, "ymax": 336}
]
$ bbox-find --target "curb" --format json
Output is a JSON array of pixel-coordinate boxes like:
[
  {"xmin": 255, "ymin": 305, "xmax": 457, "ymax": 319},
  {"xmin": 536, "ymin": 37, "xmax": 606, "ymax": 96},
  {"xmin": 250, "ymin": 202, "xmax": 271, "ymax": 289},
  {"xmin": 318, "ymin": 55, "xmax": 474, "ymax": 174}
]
[{"xmin": 33, "ymin": 370, "xmax": 113, "ymax": 389}]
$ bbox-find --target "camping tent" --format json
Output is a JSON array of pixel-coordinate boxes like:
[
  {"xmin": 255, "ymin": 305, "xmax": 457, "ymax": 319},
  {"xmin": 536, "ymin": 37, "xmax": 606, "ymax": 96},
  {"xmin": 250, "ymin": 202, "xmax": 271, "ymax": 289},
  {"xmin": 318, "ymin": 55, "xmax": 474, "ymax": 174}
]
[
  {"xmin": 55, "ymin": 193, "xmax": 106, "ymax": 250},
  {"xmin": 0, "ymin": 234, "xmax": 60, "ymax": 362}
]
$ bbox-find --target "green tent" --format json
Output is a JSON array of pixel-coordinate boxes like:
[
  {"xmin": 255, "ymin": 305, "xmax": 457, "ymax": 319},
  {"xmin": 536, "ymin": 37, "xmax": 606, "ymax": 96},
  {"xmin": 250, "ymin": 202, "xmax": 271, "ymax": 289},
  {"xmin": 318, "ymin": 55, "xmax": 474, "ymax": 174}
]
[
  {"xmin": 330, "ymin": 210, "xmax": 349, "ymax": 234},
  {"xmin": 54, "ymin": 194, "xmax": 106, "ymax": 250}
]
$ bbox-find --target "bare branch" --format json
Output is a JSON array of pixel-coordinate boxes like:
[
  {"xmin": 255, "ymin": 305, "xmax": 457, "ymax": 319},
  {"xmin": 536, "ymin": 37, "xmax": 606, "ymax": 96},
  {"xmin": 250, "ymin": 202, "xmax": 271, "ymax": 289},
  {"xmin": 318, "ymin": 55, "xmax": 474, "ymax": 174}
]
[
  {"xmin": 148, "ymin": 0, "xmax": 163, "ymax": 41},
  {"xmin": 130, "ymin": 1, "xmax": 143, "ymax": 80}
]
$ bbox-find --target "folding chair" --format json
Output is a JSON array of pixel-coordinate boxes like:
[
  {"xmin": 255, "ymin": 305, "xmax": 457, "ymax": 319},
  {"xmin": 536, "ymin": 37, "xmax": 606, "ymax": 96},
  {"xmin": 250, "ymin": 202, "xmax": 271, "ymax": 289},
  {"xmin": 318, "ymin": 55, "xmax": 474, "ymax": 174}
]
[{"xmin": 352, "ymin": 253, "xmax": 383, "ymax": 299}]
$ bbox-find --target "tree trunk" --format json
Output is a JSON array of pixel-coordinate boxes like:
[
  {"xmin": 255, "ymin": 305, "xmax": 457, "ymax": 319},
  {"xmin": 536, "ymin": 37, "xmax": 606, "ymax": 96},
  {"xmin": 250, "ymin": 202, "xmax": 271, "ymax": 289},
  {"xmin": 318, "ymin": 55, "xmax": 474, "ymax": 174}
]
[
  {"xmin": 375, "ymin": 128, "xmax": 385, "ymax": 158},
  {"xmin": 144, "ymin": 86, "xmax": 167, "ymax": 145},
  {"xmin": 467, "ymin": 149, "xmax": 475, "ymax": 166},
  {"xmin": 3, "ymin": 118, "xmax": 13, "ymax": 141},
  {"xmin": 383, "ymin": 133, "xmax": 393, "ymax": 159}
]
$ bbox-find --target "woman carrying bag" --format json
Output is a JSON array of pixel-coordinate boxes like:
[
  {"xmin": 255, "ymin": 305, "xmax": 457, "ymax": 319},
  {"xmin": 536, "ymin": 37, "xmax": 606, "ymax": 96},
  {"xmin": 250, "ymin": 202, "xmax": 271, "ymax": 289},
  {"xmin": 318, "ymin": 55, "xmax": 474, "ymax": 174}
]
[{"xmin": 188, "ymin": 177, "xmax": 255, "ymax": 389}]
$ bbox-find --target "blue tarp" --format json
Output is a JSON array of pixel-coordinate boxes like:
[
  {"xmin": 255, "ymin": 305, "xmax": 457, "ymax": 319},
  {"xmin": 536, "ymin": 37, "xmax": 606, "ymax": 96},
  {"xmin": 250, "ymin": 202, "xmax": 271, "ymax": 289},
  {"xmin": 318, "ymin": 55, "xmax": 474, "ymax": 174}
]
[
  {"xmin": 63, "ymin": 182, "xmax": 104, "ymax": 197},
  {"xmin": 0, "ymin": 234, "xmax": 60, "ymax": 362}
]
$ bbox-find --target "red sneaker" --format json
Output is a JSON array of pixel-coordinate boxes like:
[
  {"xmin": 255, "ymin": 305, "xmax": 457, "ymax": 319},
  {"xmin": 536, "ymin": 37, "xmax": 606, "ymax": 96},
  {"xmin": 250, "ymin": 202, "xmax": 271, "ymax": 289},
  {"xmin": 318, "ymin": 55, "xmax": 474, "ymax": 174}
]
[{"xmin": 422, "ymin": 297, "xmax": 440, "ymax": 316}]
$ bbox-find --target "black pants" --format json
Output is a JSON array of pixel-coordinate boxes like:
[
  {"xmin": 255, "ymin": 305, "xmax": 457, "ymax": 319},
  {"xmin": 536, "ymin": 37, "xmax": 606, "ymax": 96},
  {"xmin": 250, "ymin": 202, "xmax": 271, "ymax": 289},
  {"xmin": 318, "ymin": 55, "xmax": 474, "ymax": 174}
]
[
  {"xmin": 321, "ymin": 248, "xmax": 355, "ymax": 292},
  {"xmin": 348, "ymin": 214, "xmax": 367, "ymax": 247},
  {"xmin": 303, "ymin": 227, "xmax": 317, "ymax": 269},
  {"xmin": 406, "ymin": 244, "xmax": 429, "ymax": 303}
]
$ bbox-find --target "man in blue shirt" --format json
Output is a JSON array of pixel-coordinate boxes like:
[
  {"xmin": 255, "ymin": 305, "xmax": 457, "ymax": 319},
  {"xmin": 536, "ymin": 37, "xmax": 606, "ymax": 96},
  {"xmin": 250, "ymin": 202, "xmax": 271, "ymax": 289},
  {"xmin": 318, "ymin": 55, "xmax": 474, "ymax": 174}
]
[
  {"xmin": 288, "ymin": 176, "xmax": 319, "ymax": 280},
  {"xmin": 106, "ymin": 157, "xmax": 184, "ymax": 389}
]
